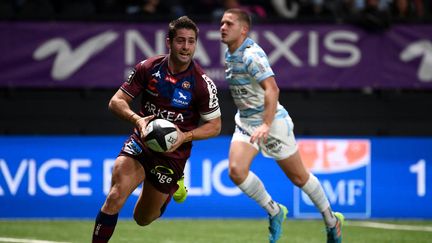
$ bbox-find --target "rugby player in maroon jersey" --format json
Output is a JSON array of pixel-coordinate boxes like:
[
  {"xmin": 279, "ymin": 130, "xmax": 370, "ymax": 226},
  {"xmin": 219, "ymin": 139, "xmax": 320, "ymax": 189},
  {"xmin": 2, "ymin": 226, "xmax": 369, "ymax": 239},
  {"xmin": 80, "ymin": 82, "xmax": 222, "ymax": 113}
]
[{"xmin": 92, "ymin": 16, "xmax": 221, "ymax": 243}]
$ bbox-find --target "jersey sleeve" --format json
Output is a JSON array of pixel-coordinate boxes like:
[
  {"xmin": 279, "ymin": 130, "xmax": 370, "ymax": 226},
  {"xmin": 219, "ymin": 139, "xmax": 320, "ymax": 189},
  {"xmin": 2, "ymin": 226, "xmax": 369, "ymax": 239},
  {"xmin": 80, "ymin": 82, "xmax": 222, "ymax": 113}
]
[
  {"xmin": 120, "ymin": 60, "xmax": 148, "ymax": 98},
  {"xmin": 195, "ymin": 73, "xmax": 221, "ymax": 121},
  {"xmin": 244, "ymin": 48, "xmax": 274, "ymax": 83}
]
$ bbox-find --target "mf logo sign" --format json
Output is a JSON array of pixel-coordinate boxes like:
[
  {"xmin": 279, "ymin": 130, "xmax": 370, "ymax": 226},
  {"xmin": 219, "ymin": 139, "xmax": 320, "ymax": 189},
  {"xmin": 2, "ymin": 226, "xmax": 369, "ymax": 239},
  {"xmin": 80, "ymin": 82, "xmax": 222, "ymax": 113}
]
[{"xmin": 294, "ymin": 139, "xmax": 371, "ymax": 219}]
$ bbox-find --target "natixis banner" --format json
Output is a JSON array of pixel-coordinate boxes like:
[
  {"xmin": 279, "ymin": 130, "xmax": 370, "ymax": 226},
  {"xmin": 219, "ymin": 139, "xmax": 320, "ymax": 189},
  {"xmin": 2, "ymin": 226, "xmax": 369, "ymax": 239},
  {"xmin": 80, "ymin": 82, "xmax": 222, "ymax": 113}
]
[{"xmin": 1, "ymin": 21, "xmax": 432, "ymax": 89}]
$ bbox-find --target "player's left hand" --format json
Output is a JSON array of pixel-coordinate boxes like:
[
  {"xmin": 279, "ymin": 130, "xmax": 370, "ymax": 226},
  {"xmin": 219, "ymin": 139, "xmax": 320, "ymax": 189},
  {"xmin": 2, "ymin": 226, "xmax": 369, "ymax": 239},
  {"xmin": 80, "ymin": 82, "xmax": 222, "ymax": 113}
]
[{"xmin": 250, "ymin": 123, "xmax": 270, "ymax": 144}]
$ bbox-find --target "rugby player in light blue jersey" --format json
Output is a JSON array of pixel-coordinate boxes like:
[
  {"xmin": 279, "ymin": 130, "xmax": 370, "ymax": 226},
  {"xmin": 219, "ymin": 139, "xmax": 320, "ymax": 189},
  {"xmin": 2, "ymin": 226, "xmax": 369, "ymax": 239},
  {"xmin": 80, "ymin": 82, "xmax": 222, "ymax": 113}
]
[{"xmin": 220, "ymin": 8, "xmax": 344, "ymax": 243}]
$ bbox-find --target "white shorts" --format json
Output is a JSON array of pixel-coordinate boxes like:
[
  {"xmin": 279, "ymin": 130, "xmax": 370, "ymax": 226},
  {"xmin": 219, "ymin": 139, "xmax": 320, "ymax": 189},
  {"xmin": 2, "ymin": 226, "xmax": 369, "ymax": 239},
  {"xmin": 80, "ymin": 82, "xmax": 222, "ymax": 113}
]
[{"xmin": 231, "ymin": 114, "xmax": 298, "ymax": 160}]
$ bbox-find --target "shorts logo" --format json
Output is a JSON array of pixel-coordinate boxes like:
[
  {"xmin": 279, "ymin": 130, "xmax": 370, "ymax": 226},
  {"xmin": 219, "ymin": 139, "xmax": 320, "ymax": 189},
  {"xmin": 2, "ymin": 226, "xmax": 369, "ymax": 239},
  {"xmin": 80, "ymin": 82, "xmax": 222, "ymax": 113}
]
[
  {"xmin": 264, "ymin": 138, "xmax": 282, "ymax": 153},
  {"xmin": 124, "ymin": 139, "xmax": 142, "ymax": 155},
  {"xmin": 171, "ymin": 88, "xmax": 191, "ymax": 109},
  {"xmin": 154, "ymin": 165, "xmax": 174, "ymax": 175},
  {"xmin": 151, "ymin": 165, "xmax": 174, "ymax": 184}
]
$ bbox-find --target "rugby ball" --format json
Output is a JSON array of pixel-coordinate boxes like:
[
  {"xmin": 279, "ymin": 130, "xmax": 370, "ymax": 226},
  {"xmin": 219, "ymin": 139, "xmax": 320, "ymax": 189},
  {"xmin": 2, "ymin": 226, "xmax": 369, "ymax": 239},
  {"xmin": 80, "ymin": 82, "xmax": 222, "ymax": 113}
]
[{"xmin": 143, "ymin": 119, "xmax": 178, "ymax": 152}]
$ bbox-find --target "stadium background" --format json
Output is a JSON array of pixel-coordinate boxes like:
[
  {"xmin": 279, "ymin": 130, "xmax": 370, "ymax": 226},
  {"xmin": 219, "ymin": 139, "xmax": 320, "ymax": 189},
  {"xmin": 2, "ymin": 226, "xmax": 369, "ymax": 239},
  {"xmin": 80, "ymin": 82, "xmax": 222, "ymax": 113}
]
[{"xmin": 1, "ymin": 0, "xmax": 432, "ymax": 225}]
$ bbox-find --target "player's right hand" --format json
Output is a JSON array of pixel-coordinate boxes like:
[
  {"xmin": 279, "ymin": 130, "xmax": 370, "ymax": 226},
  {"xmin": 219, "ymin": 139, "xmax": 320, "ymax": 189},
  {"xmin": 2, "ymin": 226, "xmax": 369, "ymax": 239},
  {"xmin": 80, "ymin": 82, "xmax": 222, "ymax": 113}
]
[
  {"xmin": 136, "ymin": 115, "xmax": 155, "ymax": 141},
  {"xmin": 250, "ymin": 123, "xmax": 270, "ymax": 144}
]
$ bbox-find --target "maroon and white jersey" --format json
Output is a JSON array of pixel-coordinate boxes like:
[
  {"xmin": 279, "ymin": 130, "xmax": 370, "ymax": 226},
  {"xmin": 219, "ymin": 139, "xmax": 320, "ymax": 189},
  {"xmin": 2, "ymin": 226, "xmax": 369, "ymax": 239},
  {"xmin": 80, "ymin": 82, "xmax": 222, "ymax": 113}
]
[{"xmin": 120, "ymin": 55, "xmax": 221, "ymax": 159}]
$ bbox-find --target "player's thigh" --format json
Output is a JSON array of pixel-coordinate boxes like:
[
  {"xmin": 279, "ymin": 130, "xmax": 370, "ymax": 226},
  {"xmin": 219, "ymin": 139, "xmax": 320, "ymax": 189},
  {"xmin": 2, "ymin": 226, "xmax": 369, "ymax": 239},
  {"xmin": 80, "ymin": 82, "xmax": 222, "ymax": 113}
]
[
  {"xmin": 102, "ymin": 156, "xmax": 145, "ymax": 213},
  {"xmin": 134, "ymin": 180, "xmax": 169, "ymax": 219},
  {"xmin": 110, "ymin": 156, "xmax": 145, "ymax": 199},
  {"xmin": 276, "ymin": 151, "xmax": 310, "ymax": 187},
  {"xmin": 229, "ymin": 140, "xmax": 258, "ymax": 171}
]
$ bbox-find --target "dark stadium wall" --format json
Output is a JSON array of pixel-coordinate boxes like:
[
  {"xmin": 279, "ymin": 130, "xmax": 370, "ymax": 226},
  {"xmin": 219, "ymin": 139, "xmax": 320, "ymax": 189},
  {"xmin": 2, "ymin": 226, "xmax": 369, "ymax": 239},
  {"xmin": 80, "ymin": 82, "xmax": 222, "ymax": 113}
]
[{"xmin": 1, "ymin": 88, "xmax": 432, "ymax": 136}]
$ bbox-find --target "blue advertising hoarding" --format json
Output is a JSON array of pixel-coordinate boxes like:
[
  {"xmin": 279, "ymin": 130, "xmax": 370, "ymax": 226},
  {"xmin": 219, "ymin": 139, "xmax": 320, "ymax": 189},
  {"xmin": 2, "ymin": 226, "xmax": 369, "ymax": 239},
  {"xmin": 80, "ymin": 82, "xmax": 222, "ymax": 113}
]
[{"xmin": 0, "ymin": 136, "xmax": 431, "ymax": 219}]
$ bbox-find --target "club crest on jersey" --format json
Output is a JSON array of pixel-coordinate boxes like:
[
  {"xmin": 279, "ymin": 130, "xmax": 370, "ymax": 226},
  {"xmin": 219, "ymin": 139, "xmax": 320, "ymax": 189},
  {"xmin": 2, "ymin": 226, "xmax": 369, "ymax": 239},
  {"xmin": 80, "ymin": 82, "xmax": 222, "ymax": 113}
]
[
  {"xmin": 171, "ymin": 88, "xmax": 191, "ymax": 108},
  {"xmin": 182, "ymin": 81, "xmax": 191, "ymax": 89}
]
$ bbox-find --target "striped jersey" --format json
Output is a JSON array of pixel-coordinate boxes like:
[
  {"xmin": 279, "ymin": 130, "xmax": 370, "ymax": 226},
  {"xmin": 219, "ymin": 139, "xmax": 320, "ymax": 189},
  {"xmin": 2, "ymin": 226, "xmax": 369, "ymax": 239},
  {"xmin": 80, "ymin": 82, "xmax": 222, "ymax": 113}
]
[{"xmin": 224, "ymin": 38, "xmax": 288, "ymax": 125}]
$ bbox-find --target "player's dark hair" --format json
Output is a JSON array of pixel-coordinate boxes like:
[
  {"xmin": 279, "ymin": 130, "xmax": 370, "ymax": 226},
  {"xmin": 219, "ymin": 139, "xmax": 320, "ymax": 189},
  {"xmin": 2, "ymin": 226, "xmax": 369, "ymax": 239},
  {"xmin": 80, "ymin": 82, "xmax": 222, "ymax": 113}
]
[
  {"xmin": 224, "ymin": 8, "xmax": 252, "ymax": 30},
  {"xmin": 168, "ymin": 16, "xmax": 199, "ymax": 42}
]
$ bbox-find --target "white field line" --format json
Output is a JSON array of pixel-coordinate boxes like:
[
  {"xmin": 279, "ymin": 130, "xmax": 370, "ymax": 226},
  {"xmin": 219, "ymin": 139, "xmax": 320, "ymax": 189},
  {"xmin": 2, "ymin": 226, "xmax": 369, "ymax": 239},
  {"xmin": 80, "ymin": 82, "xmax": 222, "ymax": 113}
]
[
  {"xmin": 348, "ymin": 221, "xmax": 432, "ymax": 232},
  {"xmin": 0, "ymin": 237, "xmax": 70, "ymax": 243}
]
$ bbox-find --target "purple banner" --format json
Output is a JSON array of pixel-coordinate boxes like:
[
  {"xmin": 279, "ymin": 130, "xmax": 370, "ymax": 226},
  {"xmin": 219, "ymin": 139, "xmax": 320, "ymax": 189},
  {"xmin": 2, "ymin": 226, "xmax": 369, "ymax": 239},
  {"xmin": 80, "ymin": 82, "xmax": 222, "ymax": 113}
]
[{"xmin": 1, "ymin": 21, "xmax": 432, "ymax": 89}]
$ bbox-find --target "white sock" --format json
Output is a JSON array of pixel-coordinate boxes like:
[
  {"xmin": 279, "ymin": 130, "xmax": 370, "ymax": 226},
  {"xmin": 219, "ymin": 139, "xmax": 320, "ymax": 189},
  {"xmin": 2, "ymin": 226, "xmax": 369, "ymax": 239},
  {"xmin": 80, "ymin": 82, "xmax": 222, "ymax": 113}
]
[
  {"xmin": 301, "ymin": 173, "xmax": 336, "ymax": 227},
  {"xmin": 238, "ymin": 171, "xmax": 280, "ymax": 217}
]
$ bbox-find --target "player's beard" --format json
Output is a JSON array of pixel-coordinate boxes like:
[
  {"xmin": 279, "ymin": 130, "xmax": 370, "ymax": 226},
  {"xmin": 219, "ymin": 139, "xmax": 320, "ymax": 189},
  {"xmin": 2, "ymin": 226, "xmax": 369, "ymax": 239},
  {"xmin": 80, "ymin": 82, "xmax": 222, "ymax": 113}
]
[
  {"xmin": 170, "ymin": 52, "xmax": 192, "ymax": 73},
  {"xmin": 177, "ymin": 52, "xmax": 192, "ymax": 64}
]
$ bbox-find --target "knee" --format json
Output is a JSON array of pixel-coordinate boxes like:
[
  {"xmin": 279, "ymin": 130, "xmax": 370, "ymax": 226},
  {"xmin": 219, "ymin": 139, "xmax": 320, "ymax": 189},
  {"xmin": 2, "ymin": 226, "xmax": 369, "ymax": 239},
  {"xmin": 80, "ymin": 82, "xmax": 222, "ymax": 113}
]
[
  {"xmin": 290, "ymin": 173, "xmax": 309, "ymax": 188},
  {"xmin": 102, "ymin": 187, "xmax": 124, "ymax": 214},
  {"xmin": 133, "ymin": 214, "xmax": 158, "ymax": 227},
  {"xmin": 229, "ymin": 163, "xmax": 247, "ymax": 184}
]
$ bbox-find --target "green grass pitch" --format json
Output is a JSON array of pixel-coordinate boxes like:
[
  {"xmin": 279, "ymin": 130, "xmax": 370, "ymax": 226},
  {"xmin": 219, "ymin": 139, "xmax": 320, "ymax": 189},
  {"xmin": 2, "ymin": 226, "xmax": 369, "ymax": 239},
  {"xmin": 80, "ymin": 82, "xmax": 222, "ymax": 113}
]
[{"xmin": 1, "ymin": 219, "xmax": 432, "ymax": 243}]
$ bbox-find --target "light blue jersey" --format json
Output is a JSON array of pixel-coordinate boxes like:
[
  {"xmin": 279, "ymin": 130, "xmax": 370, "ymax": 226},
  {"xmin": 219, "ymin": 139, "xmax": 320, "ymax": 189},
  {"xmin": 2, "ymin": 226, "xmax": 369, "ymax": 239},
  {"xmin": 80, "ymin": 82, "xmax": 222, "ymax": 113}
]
[{"xmin": 224, "ymin": 38, "xmax": 288, "ymax": 126}]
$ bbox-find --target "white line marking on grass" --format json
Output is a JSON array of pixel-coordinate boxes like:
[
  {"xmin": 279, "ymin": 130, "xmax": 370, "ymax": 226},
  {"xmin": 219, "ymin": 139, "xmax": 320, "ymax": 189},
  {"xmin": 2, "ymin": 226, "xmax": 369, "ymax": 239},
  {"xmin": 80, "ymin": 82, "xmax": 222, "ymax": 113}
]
[
  {"xmin": 348, "ymin": 221, "xmax": 432, "ymax": 232},
  {"xmin": 0, "ymin": 237, "xmax": 71, "ymax": 243}
]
